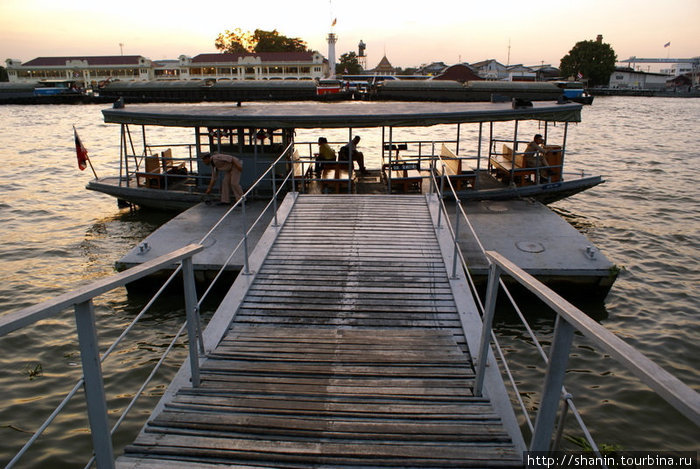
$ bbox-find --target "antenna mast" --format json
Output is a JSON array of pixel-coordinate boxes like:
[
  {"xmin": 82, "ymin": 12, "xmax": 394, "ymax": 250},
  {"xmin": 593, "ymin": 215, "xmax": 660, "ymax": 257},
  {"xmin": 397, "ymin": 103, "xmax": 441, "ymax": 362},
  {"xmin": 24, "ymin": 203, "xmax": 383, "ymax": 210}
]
[{"xmin": 507, "ymin": 39, "xmax": 511, "ymax": 66}]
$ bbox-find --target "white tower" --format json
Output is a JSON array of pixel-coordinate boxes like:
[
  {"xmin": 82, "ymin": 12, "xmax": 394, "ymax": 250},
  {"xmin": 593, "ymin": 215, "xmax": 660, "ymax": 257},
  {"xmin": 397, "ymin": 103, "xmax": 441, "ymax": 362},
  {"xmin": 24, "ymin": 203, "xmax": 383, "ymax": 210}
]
[{"xmin": 327, "ymin": 32, "xmax": 337, "ymax": 78}]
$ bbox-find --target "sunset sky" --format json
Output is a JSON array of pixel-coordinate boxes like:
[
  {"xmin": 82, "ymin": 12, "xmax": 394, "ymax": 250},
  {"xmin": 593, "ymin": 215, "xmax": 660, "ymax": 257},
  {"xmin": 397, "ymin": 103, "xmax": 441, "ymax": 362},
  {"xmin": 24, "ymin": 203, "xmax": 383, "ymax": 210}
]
[{"xmin": 1, "ymin": 0, "xmax": 697, "ymax": 71}]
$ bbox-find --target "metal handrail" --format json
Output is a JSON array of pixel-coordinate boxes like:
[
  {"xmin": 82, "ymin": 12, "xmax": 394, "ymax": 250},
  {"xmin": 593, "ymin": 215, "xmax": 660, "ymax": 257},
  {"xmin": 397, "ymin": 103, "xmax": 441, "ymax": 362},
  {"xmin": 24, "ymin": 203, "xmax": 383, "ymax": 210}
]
[
  {"xmin": 0, "ymin": 244, "xmax": 203, "ymax": 469},
  {"xmin": 428, "ymin": 152, "xmax": 700, "ymax": 453},
  {"xmin": 1, "ymin": 142, "xmax": 298, "ymax": 468},
  {"xmin": 481, "ymin": 251, "xmax": 700, "ymax": 447},
  {"xmin": 428, "ymin": 152, "xmax": 607, "ymax": 454}
]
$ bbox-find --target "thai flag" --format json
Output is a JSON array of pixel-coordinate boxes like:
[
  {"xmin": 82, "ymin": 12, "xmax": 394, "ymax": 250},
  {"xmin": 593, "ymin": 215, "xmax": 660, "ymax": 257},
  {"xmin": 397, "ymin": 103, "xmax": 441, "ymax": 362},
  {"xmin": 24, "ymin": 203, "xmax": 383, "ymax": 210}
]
[
  {"xmin": 664, "ymin": 42, "xmax": 671, "ymax": 48},
  {"xmin": 74, "ymin": 127, "xmax": 88, "ymax": 171}
]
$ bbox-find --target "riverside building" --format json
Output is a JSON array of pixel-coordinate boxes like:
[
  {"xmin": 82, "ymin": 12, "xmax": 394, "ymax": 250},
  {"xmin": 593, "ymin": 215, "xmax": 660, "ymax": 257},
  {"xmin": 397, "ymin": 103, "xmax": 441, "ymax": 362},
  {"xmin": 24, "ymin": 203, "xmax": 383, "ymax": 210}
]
[{"xmin": 4, "ymin": 51, "xmax": 329, "ymax": 86}]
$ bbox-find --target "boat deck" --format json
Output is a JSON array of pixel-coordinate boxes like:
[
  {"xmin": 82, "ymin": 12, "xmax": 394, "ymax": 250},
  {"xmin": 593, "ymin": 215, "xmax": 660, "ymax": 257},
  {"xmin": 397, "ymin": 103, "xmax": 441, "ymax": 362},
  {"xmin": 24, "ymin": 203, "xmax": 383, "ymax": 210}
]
[{"xmin": 116, "ymin": 194, "xmax": 524, "ymax": 468}]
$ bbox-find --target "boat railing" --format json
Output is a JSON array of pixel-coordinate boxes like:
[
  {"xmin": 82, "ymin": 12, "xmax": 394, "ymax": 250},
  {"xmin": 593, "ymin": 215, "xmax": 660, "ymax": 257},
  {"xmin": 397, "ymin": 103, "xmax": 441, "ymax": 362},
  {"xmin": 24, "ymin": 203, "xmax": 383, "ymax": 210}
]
[
  {"xmin": 429, "ymin": 153, "xmax": 700, "ymax": 455},
  {"xmin": 145, "ymin": 143, "xmax": 197, "ymax": 174},
  {"xmin": 0, "ymin": 142, "xmax": 299, "ymax": 468},
  {"xmin": 118, "ymin": 142, "xmax": 204, "ymax": 191}
]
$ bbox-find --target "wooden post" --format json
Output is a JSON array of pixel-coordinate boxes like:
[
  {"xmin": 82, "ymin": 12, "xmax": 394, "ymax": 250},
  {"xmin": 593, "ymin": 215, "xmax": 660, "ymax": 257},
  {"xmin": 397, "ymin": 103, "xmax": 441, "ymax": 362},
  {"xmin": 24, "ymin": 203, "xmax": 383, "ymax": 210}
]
[
  {"xmin": 530, "ymin": 315, "xmax": 575, "ymax": 451},
  {"xmin": 73, "ymin": 300, "xmax": 115, "ymax": 469}
]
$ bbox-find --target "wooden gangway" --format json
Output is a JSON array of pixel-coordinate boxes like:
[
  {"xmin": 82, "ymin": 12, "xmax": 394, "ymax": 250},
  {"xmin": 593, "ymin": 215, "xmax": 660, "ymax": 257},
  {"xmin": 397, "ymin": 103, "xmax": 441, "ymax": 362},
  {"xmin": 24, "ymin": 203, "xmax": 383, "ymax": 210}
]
[{"xmin": 117, "ymin": 194, "xmax": 524, "ymax": 468}]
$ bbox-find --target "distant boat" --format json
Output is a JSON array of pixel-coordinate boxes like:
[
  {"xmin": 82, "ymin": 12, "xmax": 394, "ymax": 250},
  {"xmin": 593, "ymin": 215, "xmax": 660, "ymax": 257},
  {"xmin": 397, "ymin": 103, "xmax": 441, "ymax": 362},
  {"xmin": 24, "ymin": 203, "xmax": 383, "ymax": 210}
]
[
  {"xmin": 555, "ymin": 81, "xmax": 594, "ymax": 105},
  {"xmin": 0, "ymin": 80, "xmax": 111, "ymax": 104},
  {"xmin": 315, "ymin": 79, "xmax": 351, "ymax": 99}
]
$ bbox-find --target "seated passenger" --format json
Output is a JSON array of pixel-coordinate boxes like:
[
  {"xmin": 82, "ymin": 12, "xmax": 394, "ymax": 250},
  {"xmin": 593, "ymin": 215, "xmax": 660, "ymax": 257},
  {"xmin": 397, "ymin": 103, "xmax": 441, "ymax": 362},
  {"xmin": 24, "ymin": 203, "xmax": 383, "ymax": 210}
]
[
  {"xmin": 315, "ymin": 137, "xmax": 336, "ymax": 176},
  {"xmin": 339, "ymin": 135, "xmax": 368, "ymax": 174},
  {"xmin": 523, "ymin": 134, "xmax": 550, "ymax": 180}
]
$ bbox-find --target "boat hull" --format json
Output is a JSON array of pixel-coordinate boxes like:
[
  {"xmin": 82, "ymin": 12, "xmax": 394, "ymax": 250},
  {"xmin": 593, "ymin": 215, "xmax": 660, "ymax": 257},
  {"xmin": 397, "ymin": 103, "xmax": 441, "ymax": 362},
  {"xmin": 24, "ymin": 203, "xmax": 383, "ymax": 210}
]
[
  {"xmin": 88, "ymin": 174, "xmax": 603, "ymax": 210},
  {"xmin": 458, "ymin": 175, "xmax": 603, "ymax": 204},
  {"xmin": 86, "ymin": 177, "xmax": 205, "ymax": 211}
]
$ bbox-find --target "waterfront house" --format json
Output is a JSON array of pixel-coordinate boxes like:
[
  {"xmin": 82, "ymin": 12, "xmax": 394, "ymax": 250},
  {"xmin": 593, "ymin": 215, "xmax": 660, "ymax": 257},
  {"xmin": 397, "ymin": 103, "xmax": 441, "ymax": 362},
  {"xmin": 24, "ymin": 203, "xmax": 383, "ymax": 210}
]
[
  {"xmin": 471, "ymin": 59, "xmax": 508, "ymax": 80},
  {"xmin": 505, "ymin": 64, "xmax": 537, "ymax": 81},
  {"xmin": 608, "ymin": 67, "xmax": 670, "ymax": 90}
]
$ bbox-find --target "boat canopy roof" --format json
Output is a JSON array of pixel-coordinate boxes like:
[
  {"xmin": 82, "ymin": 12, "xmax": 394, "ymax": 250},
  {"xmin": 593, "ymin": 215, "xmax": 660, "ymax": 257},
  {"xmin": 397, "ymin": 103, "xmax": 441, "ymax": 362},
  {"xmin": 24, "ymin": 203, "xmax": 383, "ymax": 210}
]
[{"xmin": 102, "ymin": 101, "xmax": 582, "ymax": 129}]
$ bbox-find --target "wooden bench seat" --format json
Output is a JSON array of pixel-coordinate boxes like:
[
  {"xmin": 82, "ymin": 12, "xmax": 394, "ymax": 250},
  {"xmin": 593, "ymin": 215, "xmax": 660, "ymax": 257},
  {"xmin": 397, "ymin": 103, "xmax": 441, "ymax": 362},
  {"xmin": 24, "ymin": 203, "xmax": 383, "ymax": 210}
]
[
  {"xmin": 489, "ymin": 144, "xmax": 534, "ymax": 185},
  {"xmin": 161, "ymin": 148, "xmax": 187, "ymax": 174},
  {"xmin": 320, "ymin": 162, "xmax": 353, "ymax": 193},
  {"xmin": 434, "ymin": 144, "xmax": 475, "ymax": 190},
  {"xmin": 490, "ymin": 144, "xmax": 562, "ymax": 186},
  {"xmin": 136, "ymin": 154, "xmax": 164, "ymax": 188},
  {"xmin": 137, "ymin": 148, "xmax": 188, "ymax": 189}
]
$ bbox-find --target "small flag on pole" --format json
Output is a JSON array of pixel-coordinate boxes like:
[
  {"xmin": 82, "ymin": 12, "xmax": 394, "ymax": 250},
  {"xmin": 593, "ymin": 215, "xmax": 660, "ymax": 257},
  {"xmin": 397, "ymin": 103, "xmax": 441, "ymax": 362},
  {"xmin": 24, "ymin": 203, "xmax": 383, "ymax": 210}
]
[
  {"xmin": 332, "ymin": 18, "xmax": 337, "ymax": 27},
  {"xmin": 74, "ymin": 127, "xmax": 88, "ymax": 171},
  {"xmin": 664, "ymin": 42, "xmax": 671, "ymax": 48},
  {"xmin": 576, "ymin": 71, "xmax": 583, "ymax": 80}
]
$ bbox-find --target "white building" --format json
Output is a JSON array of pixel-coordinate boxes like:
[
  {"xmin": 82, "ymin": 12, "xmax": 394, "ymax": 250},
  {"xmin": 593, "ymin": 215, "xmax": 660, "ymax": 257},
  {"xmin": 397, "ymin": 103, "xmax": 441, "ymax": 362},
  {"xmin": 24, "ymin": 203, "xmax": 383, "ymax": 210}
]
[
  {"xmin": 470, "ymin": 59, "xmax": 508, "ymax": 80},
  {"xmin": 5, "ymin": 51, "xmax": 329, "ymax": 85},
  {"xmin": 5, "ymin": 56, "xmax": 154, "ymax": 84},
  {"xmin": 660, "ymin": 63, "xmax": 694, "ymax": 76},
  {"xmin": 608, "ymin": 67, "xmax": 671, "ymax": 90},
  {"xmin": 506, "ymin": 64, "xmax": 536, "ymax": 81},
  {"xmin": 178, "ymin": 52, "xmax": 327, "ymax": 81}
]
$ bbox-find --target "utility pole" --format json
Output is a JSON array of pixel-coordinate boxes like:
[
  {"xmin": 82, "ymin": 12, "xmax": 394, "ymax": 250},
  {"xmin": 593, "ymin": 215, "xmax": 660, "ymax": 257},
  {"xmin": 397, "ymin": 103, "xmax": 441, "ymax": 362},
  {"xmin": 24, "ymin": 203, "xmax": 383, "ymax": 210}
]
[{"xmin": 507, "ymin": 39, "xmax": 511, "ymax": 66}]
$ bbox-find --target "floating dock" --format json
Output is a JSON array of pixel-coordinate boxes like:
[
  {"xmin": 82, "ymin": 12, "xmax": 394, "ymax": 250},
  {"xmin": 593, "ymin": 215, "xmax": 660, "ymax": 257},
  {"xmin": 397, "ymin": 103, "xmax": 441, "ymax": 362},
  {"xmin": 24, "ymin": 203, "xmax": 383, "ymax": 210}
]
[
  {"xmin": 117, "ymin": 196, "xmax": 616, "ymax": 296},
  {"xmin": 453, "ymin": 199, "xmax": 617, "ymax": 296},
  {"xmin": 116, "ymin": 200, "xmax": 273, "ymax": 282},
  {"xmin": 117, "ymin": 194, "xmax": 525, "ymax": 467}
]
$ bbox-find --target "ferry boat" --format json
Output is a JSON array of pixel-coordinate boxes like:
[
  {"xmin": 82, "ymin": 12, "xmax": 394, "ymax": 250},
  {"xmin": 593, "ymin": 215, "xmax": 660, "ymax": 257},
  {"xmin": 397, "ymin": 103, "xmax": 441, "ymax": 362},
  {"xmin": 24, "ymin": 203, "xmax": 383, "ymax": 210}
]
[{"xmin": 87, "ymin": 100, "xmax": 603, "ymax": 210}]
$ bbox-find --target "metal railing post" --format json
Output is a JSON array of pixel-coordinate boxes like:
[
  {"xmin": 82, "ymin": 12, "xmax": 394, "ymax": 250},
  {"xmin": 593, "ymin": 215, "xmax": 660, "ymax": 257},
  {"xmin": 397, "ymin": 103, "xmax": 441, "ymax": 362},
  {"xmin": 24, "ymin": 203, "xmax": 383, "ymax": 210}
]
[
  {"xmin": 474, "ymin": 262, "xmax": 501, "ymax": 396},
  {"xmin": 182, "ymin": 257, "xmax": 201, "ymax": 387},
  {"xmin": 451, "ymin": 199, "xmax": 461, "ymax": 279},
  {"xmin": 436, "ymin": 170, "xmax": 446, "ymax": 229},
  {"xmin": 272, "ymin": 163, "xmax": 279, "ymax": 227},
  {"xmin": 552, "ymin": 393, "xmax": 573, "ymax": 451},
  {"xmin": 73, "ymin": 300, "xmax": 115, "ymax": 469},
  {"xmin": 241, "ymin": 196, "xmax": 251, "ymax": 275},
  {"xmin": 530, "ymin": 315, "xmax": 575, "ymax": 451}
]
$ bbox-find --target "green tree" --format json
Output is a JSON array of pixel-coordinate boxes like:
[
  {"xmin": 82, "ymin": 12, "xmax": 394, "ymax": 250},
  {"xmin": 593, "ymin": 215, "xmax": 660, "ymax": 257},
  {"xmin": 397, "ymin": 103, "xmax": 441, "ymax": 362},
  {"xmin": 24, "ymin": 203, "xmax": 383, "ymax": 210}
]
[
  {"xmin": 215, "ymin": 29, "xmax": 308, "ymax": 54},
  {"xmin": 215, "ymin": 28, "xmax": 254, "ymax": 53},
  {"xmin": 560, "ymin": 39, "xmax": 617, "ymax": 87},
  {"xmin": 336, "ymin": 52, "xmax": 363, "ymax": 75},
  {"xmin": 252, "ymin": 29, "xmax": 307, "ymax": 52}
]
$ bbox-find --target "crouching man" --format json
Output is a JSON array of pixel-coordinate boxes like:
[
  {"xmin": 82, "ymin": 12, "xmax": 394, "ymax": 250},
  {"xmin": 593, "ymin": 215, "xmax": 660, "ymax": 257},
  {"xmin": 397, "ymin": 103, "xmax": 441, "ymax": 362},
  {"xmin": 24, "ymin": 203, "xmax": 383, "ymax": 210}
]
[{"xmin": 201, "ymin": 152, "xmax": 244, "ymax": 205}]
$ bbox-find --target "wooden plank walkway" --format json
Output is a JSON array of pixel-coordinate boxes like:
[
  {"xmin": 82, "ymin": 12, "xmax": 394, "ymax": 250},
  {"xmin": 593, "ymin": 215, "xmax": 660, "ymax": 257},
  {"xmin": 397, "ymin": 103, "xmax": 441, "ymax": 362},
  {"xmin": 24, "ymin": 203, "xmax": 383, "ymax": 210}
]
[{"xmin": 118, "ymin": 195, "xmax": 522, "ymax": 468}]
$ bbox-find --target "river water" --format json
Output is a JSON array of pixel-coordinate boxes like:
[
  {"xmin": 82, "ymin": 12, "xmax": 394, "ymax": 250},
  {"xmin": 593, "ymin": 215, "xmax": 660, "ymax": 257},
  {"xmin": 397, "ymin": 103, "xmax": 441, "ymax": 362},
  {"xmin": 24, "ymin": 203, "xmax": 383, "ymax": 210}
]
[{"xmin": 0, "ymin": 97, "xmax": 698, "ymax": 466}]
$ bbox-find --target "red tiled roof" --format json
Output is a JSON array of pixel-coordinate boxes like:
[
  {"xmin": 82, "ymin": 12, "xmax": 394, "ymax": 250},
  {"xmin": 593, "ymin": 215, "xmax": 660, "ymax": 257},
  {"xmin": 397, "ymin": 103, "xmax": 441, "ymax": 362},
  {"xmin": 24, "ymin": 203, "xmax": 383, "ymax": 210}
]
[
  {"xmin": 21, "ymin": 56, "xmax": 145, "ymax": 66},
  {"xmin": 192, "ymin": 52, "xmax": 316, "ymax": 63}
]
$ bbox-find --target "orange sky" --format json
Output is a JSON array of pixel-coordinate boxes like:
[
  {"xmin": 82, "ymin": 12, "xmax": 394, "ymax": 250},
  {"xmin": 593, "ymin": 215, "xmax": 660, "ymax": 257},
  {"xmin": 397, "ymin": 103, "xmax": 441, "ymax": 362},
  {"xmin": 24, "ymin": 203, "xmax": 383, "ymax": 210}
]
[{"xmin": 1, "ymin": 0, "xmax": 697, "ymax": 70}]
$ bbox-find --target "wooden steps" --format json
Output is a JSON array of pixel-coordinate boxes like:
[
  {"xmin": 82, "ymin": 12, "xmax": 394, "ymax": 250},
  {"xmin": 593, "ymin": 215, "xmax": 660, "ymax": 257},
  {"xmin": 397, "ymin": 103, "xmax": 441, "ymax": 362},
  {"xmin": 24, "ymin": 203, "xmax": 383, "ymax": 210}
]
[{"xmin": 117, "ymin": 195, "xmax": 521, "ymax": 468}]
